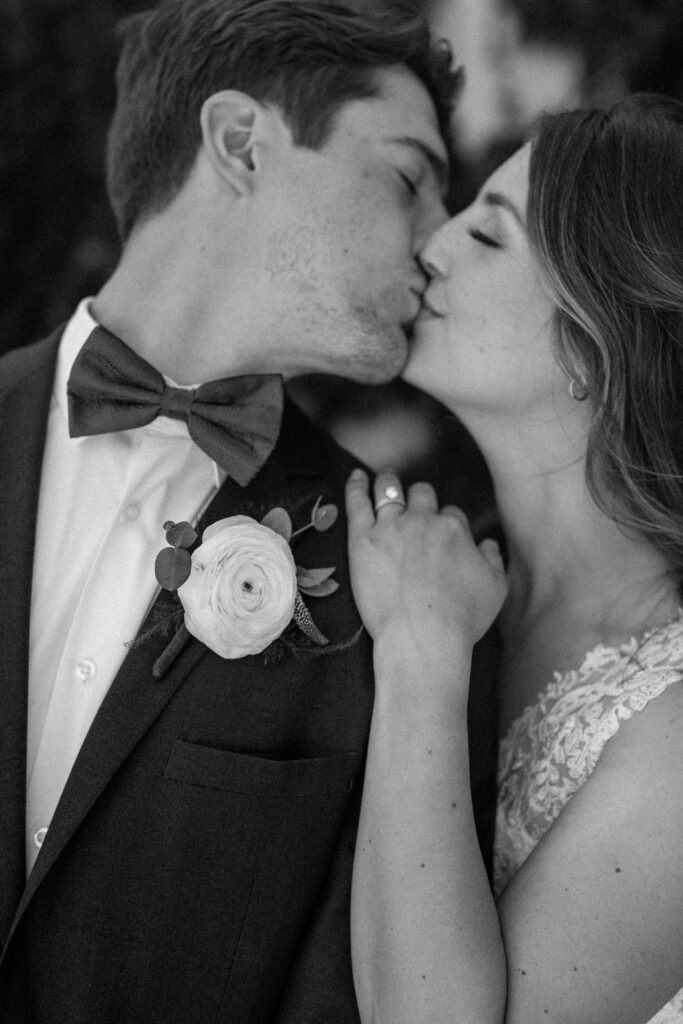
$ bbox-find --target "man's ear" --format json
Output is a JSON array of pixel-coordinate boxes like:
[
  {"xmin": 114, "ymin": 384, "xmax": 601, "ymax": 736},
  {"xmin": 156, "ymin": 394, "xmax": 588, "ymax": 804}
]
[{"xmin": 200, "ymin": 91, "xmax": 268, "ymax": 195}]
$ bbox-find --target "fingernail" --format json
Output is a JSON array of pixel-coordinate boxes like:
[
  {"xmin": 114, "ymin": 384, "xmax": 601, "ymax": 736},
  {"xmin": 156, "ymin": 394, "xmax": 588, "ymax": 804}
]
[{"xmin": 350, "ymin": 468, "xmax": 365, "ymax": 480}]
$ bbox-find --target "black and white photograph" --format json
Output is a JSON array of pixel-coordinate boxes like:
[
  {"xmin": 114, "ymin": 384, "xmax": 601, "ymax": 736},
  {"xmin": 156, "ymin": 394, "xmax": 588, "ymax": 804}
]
[{"xmin": 1, "ymin": 1, "xmax": 682, "ymax": 1020}]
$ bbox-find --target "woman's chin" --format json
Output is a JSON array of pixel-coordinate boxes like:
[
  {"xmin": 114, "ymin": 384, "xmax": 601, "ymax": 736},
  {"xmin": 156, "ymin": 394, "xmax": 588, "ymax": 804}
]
[{"xmin": 402, "ymin": 339, "xmax": 441, "ymax": 392}]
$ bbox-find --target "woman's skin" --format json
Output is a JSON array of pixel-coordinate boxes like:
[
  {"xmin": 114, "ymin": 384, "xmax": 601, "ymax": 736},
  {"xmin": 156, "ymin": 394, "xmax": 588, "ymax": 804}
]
[{"xmin": 346, "ymin": 146, "xmax": 683, "ymax": 1024}]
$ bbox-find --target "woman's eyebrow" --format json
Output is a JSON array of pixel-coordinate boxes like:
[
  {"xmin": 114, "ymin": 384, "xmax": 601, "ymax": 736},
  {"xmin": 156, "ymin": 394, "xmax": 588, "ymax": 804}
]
[{"xmin": 483, "ymin": 190, "xmax": 526, "ymax": 228}]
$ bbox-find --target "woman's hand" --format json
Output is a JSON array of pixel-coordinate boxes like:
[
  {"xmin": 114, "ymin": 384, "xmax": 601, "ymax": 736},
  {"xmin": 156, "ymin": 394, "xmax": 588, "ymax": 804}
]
[{"xmin": 345, "ymin": 468, "xmax": 507, "ymax": 651}]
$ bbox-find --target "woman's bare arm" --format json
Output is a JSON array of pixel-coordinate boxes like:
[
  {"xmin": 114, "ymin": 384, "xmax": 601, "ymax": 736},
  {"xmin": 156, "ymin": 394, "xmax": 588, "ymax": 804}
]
[{"xmin": 346, "ymin": 469, "xmax": 683, "ymax": 1024}]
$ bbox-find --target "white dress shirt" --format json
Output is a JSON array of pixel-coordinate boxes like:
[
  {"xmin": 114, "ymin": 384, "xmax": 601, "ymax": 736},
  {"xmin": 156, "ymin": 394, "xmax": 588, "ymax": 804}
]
[{"xmin": 27, "ymin": 299, "xmax": 225, "ymax": 874}]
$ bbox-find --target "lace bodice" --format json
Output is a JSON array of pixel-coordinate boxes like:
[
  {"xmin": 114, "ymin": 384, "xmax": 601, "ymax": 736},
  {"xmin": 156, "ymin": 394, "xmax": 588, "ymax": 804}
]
[{"xmin": 494, "ymin": 614, "xmax": 683, "ymax": 1024}]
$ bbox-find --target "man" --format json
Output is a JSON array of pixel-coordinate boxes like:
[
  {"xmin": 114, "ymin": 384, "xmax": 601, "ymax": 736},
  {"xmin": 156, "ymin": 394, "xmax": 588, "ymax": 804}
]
[{"xmin": 0, "ymin": 2, "xmax": 495, "ymax": 1019}]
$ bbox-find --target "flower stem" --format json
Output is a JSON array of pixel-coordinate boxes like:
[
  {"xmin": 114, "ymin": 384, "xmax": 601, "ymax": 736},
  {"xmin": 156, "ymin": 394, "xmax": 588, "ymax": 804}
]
[
  {"xmin": 289, "ymin": 523, "xmax": 313, "ymax": 542},
  {"xmin": 152, "ymin": 624, "xmax": 191, "ymax": 680}
]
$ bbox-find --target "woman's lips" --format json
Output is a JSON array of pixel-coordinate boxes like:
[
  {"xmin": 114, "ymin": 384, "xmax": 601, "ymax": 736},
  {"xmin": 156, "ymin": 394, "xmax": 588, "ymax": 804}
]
[{"xmin": 419, "ymin": 298, "xmax": 446, "ymax": 317}]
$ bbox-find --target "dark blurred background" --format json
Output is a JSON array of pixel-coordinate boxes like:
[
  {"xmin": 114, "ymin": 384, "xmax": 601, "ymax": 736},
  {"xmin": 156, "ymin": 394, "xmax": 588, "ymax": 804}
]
[{"xmin": 2, "ymin": 0, "xmax": 682, "ymax": 527}]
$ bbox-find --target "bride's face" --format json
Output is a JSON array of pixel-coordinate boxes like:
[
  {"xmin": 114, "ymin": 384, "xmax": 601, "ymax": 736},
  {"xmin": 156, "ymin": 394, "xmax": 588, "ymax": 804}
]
[{"xmin": 404, "ymin": 144, "xmax": 568, "ymax": 419}]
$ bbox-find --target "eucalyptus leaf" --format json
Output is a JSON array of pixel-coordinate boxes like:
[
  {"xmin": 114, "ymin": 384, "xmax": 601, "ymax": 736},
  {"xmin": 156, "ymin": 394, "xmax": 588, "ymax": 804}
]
[
  {"xmin": 261, "ymin": 507, "xmax": 292, "ymax": 541},
  {"xmin": 298, "ymin": 579, "xmax": 339, "ymax": 598},
  {"xmin": 165, "ymin": 521, "xmax": 198, "ymax": 549},
  {"xmin": 155, "ymin": 546, "xmax": 192, "ymax": 590},
  {"xmin": 296, "ymin": 566, "xmax": 336, "ymax": 588},
  {"xmin": 312, "ymin": 502, "xmax": 338, "ymax": 532}
]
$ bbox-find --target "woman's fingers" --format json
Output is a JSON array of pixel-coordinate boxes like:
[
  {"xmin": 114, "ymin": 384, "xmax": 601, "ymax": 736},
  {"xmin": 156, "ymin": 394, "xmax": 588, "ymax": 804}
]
[
  {"xmin": 346, "ymin": 468, "xmax": 375, "ymax": 539},
  {"xmin": 407, "ymin": 481, "xmax": 438, "ymax": 514},
  {"xmin": 348, "ymin": 471, "xmax": 444, "ymax": 527},
  {"xmin": 348, "ymin": 471, "xmax": 473, "ymax": 533},
  {"xmin": 441, "ymin": 504, "xmax": 471, "ymax": 529},
  {"xmin": 478, "ymin": 537, "xmax": 505, "ymax": 576}
]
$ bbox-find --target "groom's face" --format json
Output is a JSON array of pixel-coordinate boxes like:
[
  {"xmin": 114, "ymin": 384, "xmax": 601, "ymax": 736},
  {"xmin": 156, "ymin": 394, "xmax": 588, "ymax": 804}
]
[{"xmin": 251, "ymin": 65, "xmax": 450, "ymax": 383}]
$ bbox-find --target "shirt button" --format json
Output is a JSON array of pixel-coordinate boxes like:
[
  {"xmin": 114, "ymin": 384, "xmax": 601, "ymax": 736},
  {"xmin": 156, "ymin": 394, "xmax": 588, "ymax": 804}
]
[
  {"xmin": 125, "ymin": 503, "xmax": 140, "ymax": 521},
  {"xmin": 76, "ymin": 658, "xmax": 97, "ymax": 682},
  {"xmin": 33, "ymin": 827, "xmax": 48, "ymax": 849}
]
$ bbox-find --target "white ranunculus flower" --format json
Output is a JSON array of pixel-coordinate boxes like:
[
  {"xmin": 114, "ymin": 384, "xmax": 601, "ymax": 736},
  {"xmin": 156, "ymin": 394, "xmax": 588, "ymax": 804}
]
[{"xmin": 177, "ymin": 515, "xmax": 297, "ymax": 659}]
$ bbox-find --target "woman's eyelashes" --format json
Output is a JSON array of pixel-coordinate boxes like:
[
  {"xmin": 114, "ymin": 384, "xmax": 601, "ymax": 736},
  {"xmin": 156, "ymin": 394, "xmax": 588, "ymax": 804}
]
[
  {"xmin": 399, "ymin": 172, "xmax": 418, "ymax": 197},
  {"xmin": 468, "ymin": 227, "xmax": 502, "ymax": 248}
]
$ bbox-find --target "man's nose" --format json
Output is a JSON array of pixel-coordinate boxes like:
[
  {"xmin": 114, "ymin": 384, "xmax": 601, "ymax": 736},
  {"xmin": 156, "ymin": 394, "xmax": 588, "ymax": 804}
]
[
  {"xmin": 415, "ymin": 192, "xmax": 449, "ymax": 248},
  {"xmin": 417, "ymin": 217, "xmax": 450, "ymax": 279},
  {"xmin": 414, "ymin": 196, "xmax": 449, "ymax": 266}
]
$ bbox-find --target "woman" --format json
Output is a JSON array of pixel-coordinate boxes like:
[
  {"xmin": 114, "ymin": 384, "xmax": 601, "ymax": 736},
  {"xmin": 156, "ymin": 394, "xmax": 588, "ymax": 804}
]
[{"xmin": 346, "ymin": 93, "xmax": 683, "ymax": 1024}]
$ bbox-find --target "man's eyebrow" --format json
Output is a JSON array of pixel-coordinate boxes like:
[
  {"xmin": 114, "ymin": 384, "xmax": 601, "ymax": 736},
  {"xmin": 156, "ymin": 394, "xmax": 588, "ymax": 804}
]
[
  {"xmin": 384, "ymin": 136, "xmax": 450, "ymax": 195},
  {"xmin": 483, "ymin": 190, "xmax": 526, "ymax": 228}
]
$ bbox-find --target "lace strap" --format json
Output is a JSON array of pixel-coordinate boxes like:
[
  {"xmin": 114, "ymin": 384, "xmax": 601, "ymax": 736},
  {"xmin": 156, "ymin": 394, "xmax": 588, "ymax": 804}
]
[{"xmin": 581, "ymin": 664, "xmax": 682, "ymax": 768}]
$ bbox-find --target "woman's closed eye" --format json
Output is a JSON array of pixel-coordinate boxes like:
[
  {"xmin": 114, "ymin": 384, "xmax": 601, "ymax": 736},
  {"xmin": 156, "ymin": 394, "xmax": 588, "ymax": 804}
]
[
  {"xmin": 399, "ymin": 172, "xmax": 418, "ymax": 197},
  {"xmin": 468, "ymin": 227, "xmax": 501, "ymax": 249}
]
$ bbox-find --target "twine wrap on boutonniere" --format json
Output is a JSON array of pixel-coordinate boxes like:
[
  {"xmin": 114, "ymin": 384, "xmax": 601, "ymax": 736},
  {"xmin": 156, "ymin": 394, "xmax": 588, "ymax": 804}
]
[{"xmin": 129, "ymin": 497, "xmax": 358, "ymax": 679}]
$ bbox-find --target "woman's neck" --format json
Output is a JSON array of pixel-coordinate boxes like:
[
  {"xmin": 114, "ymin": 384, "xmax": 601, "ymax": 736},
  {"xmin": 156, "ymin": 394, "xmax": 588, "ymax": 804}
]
[{"xmin": 457, "ymin": 406, "xmax": 679, "ymax": 646}]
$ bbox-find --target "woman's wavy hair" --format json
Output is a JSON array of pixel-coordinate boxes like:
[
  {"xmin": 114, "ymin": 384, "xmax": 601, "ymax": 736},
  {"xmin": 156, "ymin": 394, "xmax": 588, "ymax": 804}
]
[
  {"xmin": 527, "ymin": 94, "xmax": 683, "ymax": 586},
  {"xmin": 106, "ymin": 0, "xmax": 460, "ymax": 242}
]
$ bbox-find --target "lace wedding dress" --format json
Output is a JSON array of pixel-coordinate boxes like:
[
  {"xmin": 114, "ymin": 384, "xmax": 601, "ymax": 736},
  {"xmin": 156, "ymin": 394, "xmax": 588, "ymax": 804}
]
[{"xmin": 494, "ymin": 614, "xmax": 683, "ymax": 1023}]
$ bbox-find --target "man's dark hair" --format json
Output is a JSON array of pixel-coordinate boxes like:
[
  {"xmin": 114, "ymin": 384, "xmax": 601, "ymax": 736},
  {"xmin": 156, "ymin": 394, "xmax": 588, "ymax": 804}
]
[{"xmin": 106, "ymin": 0, "xmax": 461, "ymax": 241}]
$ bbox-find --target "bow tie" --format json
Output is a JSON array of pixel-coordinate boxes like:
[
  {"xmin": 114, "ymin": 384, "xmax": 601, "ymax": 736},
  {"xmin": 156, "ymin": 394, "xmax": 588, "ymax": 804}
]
[{"xmin": 67, "ymin": 326, "xmax": 284, "ymax": 486}]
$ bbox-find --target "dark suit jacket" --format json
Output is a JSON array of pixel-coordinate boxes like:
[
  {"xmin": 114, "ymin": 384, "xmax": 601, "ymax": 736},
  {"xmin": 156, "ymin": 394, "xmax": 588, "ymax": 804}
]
[{"xmin": 0, "ymin": 328, "xmax": 498, "ymax": 1023}]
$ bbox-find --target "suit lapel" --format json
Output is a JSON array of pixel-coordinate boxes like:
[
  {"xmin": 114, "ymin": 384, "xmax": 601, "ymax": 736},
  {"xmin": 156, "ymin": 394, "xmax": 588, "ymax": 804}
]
[
  {"xmin": 0, "ymin": 331, "xmax": 61, "ymax": 942},
  {"xmin": 9, "ymin": 395, "xmax": 328, "ymax": 932}
]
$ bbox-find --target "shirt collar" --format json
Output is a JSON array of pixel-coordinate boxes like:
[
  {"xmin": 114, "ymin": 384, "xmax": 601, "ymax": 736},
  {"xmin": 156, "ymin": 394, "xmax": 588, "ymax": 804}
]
[{"xmin": 54, "ymin": 297, "xmax": 100, "ymax": 427}]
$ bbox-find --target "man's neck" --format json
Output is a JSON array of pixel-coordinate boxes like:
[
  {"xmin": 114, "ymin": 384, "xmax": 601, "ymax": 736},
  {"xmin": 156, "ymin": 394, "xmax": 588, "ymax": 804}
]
[
  {"xmin": 91, "ymin": 274, "xmax": 245, "ymax": 386},
  {"xmin": 91, "ymin": 201, "xmax": 284, "ymax": 384}
]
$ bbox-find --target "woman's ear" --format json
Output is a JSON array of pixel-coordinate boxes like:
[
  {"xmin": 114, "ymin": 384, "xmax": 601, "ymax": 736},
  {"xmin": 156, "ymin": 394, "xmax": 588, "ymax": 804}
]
[{"xmin": 200, "ymin": 90, "xmax": 266, "ymax": 195}]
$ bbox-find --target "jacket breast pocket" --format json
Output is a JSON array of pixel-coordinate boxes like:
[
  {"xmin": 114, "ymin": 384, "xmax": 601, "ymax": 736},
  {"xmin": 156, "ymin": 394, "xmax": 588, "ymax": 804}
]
[
  {"xmin": 163, "ymin": 738, "xmax": 359, "ymax": 798},
  {"xmin": 155, "ymin": 739, "xmax": 361, "ymax": 1018}
]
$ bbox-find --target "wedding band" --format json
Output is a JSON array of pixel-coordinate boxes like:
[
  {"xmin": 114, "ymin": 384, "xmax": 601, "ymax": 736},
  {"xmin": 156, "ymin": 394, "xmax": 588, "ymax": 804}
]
[
  {"xmin": 374, "ymin": 486, "xmax": 406, "ymax": 512},
  {"xmin": 374, "ymin": 497, "xmax": 406, "ymax": 511}
]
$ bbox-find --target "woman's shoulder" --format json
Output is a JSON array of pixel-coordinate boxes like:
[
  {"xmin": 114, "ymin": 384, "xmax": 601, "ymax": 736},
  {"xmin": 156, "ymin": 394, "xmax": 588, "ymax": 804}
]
[
  {"xmin": 589, "ymin": 613, "xmax": 683, "ymax": 793},
  {"xmin": 570, "ymin": 612, "xmax": 683, "ymax": 744},
  {"xmin": 502, "ymin": 612, "xmax": 682, "ymax": 743},
  {"xmin": 606, "ymin": 612, "xmax": 683, "ymax": 722},
  {"xmin": 498, "ymin": 612, "xmax": 683, "ymax": 809}
]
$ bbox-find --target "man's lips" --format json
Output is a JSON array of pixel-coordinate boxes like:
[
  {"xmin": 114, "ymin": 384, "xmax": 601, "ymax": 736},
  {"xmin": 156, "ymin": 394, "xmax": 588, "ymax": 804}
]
[
  {"xmin": 402, "ymin": 289, "xmax": 425, "ymax": 332},
  {"xmin": 404, "ymin": 287, "xmax": 444, "ymax": 335}
]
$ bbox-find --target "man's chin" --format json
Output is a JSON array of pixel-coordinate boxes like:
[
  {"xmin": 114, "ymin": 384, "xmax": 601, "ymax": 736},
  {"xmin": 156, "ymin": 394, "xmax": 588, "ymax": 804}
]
[
  {"xmin": 343, "ymin": 326, "xmax": 410, "ymax": 385},
  {"xmin": 371, "ymin": 331, "xmax": 411, "ymax": 384},
  {"xmin": 345, "ymin": 356, "xmax": 406, "ymax": 387}
]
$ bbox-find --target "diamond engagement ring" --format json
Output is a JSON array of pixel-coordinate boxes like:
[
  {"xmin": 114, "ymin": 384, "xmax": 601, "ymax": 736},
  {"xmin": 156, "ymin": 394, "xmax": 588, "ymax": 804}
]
[{"xmin": 374, "ymin": 485, "xmax": 406, "ymax": 512}]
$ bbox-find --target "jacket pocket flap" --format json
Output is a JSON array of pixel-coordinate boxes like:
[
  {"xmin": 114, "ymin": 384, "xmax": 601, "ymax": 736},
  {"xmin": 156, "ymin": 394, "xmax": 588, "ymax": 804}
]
[{"xmin": 164, "ymin": 739, "xmax": 359, "ymax": 797}]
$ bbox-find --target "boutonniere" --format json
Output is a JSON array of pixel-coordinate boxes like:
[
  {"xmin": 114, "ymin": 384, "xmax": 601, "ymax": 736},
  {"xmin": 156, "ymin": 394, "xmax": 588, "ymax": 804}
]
[{"xmin": 131, "ymin": 498, "xmax": 352, "ymax": 679}]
